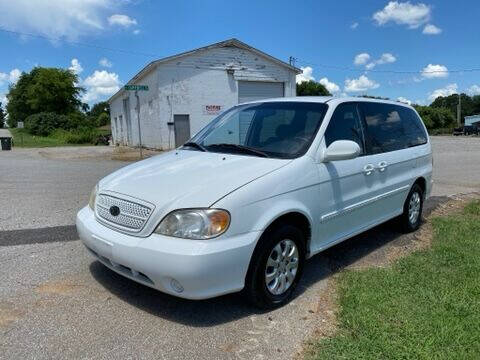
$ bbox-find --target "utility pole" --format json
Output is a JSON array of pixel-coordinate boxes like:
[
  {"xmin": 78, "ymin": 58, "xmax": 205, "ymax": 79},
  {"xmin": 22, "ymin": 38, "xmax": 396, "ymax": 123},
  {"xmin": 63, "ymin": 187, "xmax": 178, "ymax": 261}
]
[
  {"xmin": 135, "ymin": 90, "xmax": 143, "ymax": 159},
  {"xmin": 457, "ymin": 93, "xmax": 462, "ymax": 126}
]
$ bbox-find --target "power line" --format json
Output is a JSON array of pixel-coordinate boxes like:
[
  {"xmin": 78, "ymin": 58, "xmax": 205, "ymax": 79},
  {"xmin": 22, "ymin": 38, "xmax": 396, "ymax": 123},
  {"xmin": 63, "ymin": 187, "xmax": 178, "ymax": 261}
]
[
  {"xmin": 296, "ymin": 59, "xmax": 480, "ymax": 75},
  {"xmin": 0, "ymin": 27, "xmax": 160, "ymax": 58},
  {"xmin": 2, "ymin": 26, "xmax": 479, "ymax": 76}
]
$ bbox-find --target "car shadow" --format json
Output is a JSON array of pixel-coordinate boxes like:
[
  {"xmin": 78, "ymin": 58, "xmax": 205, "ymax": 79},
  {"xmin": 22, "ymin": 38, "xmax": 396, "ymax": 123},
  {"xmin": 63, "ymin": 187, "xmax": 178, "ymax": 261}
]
[{"xmin": 88, "ymin": 195, "xmax": 448, "ymax": 327}]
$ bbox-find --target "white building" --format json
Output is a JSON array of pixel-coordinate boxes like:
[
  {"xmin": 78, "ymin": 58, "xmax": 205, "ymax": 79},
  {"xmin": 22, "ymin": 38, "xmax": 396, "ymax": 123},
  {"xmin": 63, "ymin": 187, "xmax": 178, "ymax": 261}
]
[{"xmin": 108, "ymin": 38, "xmax": 301, "ymax": 149}]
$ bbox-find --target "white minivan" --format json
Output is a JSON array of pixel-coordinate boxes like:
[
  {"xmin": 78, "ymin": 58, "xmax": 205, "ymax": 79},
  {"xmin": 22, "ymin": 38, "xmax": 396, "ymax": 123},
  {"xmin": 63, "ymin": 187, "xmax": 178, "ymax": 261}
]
[{"xmin": 76, "ymin": 97, "xmax": 432, "ymax": 308}]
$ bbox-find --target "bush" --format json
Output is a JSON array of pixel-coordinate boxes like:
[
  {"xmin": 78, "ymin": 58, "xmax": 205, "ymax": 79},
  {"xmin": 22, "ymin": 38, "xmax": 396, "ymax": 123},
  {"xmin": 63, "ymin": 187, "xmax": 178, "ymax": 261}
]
[
  {"xmin": 66, "ymin": 111, "xmax": 89, "ymax": 130},
  {"xmin": 51, "ymin": 127, "xmax": 100, "ymax": 144},
  {"xmin": 24, "ymin": 111, "xmax": 93, "ymax": 136},
  {"xmin": 25, "ymin": 112, "xmax": 68, "ymax": 136},
  {"xmin": 96, "ymin": 112, "xmax": 110, "ymax": 127}
]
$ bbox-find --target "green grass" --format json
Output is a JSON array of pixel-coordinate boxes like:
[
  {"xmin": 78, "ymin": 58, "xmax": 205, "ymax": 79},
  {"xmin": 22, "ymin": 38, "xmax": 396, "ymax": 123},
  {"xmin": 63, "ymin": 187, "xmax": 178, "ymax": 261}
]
[
  {"xmin": 10, "ymin": 128, "xmax": 69, "ymax": 147},
  {"xmin": 309, "ymin": 201, "xmax": 480, "ymax": 360},
  {"xmin": 10, "ymin": 128, "xmax": 106, "ymax": 148}
]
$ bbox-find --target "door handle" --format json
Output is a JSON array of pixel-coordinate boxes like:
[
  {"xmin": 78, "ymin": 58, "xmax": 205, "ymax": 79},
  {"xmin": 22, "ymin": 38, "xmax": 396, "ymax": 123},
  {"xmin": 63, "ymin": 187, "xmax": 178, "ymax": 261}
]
[
  {"xmin": 363, "ymin": 164, "xmax": 375, "ymax": 175},
  {"xmin": 377, "ymin": 161, "xmax": 388, "ymax": 172}
]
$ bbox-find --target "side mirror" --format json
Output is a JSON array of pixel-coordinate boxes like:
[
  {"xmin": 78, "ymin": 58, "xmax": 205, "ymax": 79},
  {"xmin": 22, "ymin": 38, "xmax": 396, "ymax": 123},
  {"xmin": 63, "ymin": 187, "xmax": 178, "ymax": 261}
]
[{"xmin": 323, "ymin": 140, "xmax": 361, "ymax": 162}]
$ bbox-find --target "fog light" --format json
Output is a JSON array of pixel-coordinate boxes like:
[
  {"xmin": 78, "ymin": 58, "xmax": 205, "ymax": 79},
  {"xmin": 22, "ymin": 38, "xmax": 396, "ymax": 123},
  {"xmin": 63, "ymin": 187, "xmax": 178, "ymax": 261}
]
[{"xmin": 170, "ymin": 279, "xmax": 184, "ymax": 293}]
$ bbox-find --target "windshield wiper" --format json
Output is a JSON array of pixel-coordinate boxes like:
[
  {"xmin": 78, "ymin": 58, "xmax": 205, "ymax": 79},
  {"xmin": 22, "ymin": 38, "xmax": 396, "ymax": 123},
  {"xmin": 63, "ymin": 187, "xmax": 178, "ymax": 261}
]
[
  {"xmin": 206, "ymin": 143, "xmax": 269, "ymax": 158},
  {"xmin": 182, "ymin": 142, "xmax": 207, "ymax": 152}
]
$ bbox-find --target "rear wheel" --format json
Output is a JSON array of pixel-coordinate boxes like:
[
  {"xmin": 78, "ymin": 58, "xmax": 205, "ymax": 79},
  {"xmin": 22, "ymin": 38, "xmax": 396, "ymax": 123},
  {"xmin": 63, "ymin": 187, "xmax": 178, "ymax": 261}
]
[
  {"xmin": 244, "ymin": 224, "xmax": 305, "ymax": 309},
  {"xmin": 399, "ymin": 183, "xmax": 424, "ymax": 232}
]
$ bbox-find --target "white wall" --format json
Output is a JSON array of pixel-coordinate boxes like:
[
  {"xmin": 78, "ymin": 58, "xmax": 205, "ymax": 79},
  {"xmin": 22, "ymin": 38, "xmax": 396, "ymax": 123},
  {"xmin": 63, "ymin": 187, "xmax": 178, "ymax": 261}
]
[{"xmin": 110, "ymin": 46, "xmax": 297, "ymax": 149}]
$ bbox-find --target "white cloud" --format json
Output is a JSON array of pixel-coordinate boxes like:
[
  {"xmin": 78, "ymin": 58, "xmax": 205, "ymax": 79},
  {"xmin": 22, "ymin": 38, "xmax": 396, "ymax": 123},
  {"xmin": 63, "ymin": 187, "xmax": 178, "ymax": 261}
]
[
  {"xmin": 0, "ymin": 0, "xmax": 117, "ymax": 40},
  {"xmin": 99, "ymin": 57, "xmax": 113, "ymax": 68},
  {"xmin": 108, "ymin": 14, "xmax": 137, "ymax": 27},
  {"xmin": 397, "ymin": 96, "xmax": 412, "ymax": 105},
  {"xmin": 296, "ymin": 66, "xmax": 315, "ymax": 84},
  {"xmin": 344, "ymin": 75, "xmax": 380, "ymax": 92},
  {"xmin": 319, "ymin": 77, "xmax": 340, "ymax": 93},
  {"xmin": 467, "ymin": 85, "xmax": 480, "ymax": 96},
  {"xmin": 421, "ymin": 64, "xmax": 448, "ymax": 79},
  {"xmin": 354, "ymin": 53, "xmax": 371, "ymax": 66},
  {"xmin": 82, "ymin": 70, "xmax": 121, "ymax": 103},
  {"xmin": 133, "ymin": 29, "xmax": 141, "ymax": 35},
  {"xmin": 350, "ymin": 22, "xmax": 359, "ymax": 30},
  {"xmin": 423, "ymin": 24, "xmax": 442, "ymax": 35},
  {"xmin": 8, "ymin": 69, "xmax": 21, "ymax": 84},
  {"xmin": 429, "ymin": 83, "xmax": 457, "ymax": 102},
  {"xmin": 373, "ymin": 1, "xmax": 431, "ymax": 29},
  {"xmin": 360, "ymin": 53, "xmax": 397, "ymax": 70},
  {"xmin": 0, "ymin": 68, "xmax": 21, "ymax": 85},
  {"xmin": 377, "ymin": 53, "xmax": 397, "ymax": 64},
  {"xmin": 68, "ymin": 58, "xmax": 83, "ymax": 75},
  {"xmin": 0, "ymin": 93, "xmax": 7, "ymax": 105}
]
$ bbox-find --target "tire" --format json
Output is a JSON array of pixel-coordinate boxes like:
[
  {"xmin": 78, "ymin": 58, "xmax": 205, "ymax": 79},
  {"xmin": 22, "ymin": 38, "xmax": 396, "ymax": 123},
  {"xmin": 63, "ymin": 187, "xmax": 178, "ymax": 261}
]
[
  {"xmin": 244, "ymin": 224, "xmax": 306, "ymax": 309},
  {"xmin": 399, "ymin": 183, "xmax": 424, "ymax": 233}
]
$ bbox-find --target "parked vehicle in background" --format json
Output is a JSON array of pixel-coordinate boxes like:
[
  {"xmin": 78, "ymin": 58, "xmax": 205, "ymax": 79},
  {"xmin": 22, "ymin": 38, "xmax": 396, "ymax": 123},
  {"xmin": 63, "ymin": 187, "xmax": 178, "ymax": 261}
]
[
  {"xmin": 463, "ymin": 125, "xmax": 479, "ymax": 135},
  {"xmin": 453, "ymin": 125, "xmax": 479, "ymax": 136},
  {"xmin": 453, "ymin": 127, "xmax": 464, "ymax": 136},
  {"xmin": 76, "ymin": 97, "xmax": 433, "ymax": 309}
]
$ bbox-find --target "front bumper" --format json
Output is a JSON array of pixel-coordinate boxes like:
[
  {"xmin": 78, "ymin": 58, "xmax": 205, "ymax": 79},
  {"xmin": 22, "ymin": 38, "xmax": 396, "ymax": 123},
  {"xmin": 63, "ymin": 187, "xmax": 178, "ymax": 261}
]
[{"xmin": 76, "ymin": 206, "xmax": 260, "ymax": 300}]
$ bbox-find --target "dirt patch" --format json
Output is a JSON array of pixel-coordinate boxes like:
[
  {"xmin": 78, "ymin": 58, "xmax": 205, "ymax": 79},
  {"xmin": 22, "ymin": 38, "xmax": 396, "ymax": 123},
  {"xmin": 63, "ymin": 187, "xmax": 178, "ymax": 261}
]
[
  {"xmin": 0, "ymin": 302, "xmax": 24, "ymax": 329},
  {"xmin": 35, "ymin": 280, "xmax": 82, "ymax": 295},
  {"xmin": 111, "ymin": 146, "xmax": 163, "ymax": 161}
]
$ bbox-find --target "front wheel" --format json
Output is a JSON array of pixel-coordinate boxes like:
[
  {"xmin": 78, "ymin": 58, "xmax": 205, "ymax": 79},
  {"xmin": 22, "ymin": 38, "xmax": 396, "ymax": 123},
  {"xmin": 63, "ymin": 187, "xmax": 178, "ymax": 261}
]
[
  {"xmin": 399, "ymin": 183, "xmax": 424, "ymax": 233},
  {"xmin": 244, "ymin": 225, "xmax": 306, "ymax": 309}
]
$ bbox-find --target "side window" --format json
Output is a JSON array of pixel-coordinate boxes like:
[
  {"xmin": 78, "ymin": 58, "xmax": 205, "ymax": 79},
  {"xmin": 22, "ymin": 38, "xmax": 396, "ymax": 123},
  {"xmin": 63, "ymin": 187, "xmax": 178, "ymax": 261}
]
[
  {"xmin": 398, "ymin": 107, "xmax": 428, "ymax": 147},
  {"xmin": 324, "ymin": 103, "xmax": 365, "ymax": 155},
  {"xmin": 361, "ymin": 103, "xmax": 407, "ymax": 154},
  {"xmin": 361, "ymin": 103, "xmax": 428, "ymax": 154}
]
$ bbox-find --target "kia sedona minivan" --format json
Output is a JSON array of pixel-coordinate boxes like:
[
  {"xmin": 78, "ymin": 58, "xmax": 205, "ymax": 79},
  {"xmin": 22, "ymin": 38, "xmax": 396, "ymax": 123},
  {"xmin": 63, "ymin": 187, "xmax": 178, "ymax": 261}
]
[{"xmin": 76, "ymin": 97, "xmax": 432, "ymax": 309}]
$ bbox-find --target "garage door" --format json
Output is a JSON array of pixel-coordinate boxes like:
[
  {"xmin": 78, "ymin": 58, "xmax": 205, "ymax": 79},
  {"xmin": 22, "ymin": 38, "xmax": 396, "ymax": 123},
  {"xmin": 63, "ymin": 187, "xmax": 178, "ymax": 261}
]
[{"xmin": 238, "ymin": 81, "xmax": 284, "ymax": 104}]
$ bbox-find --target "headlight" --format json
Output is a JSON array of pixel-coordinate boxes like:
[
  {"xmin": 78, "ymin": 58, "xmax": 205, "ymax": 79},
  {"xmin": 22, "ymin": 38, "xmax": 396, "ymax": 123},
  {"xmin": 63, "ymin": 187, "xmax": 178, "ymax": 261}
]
[
  {"xmin": 155, "ymin": 209, "xmax": 230, "ymax": 239},
  {"xmin": 88, "ymin": 184, "xmax": 98, "ymax": 210}
]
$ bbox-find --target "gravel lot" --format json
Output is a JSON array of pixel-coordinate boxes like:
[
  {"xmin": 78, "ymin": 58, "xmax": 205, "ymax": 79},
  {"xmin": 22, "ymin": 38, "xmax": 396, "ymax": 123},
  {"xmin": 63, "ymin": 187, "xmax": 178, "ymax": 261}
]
[{"xmin": 1, "ymin": 137, "xmax": 479, "ymax": 359}]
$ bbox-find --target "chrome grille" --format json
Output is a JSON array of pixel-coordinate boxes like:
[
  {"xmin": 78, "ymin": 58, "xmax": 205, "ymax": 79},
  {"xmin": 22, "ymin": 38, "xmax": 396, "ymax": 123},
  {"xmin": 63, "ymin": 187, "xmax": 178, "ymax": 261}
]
[{"xmin": 96, "ymin": 194, "xmax": 153, "ymax": 231}]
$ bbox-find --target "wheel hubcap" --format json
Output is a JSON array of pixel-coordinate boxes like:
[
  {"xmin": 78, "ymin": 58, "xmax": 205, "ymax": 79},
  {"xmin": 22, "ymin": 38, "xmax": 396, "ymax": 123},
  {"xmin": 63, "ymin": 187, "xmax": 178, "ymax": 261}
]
[
  {"xmin": 265, "ymin": 239, "xmax": 299, "ymax": 295},
  {"xmin": 408, "ymin": 192, "xmax": 421, "ymax": 224}
]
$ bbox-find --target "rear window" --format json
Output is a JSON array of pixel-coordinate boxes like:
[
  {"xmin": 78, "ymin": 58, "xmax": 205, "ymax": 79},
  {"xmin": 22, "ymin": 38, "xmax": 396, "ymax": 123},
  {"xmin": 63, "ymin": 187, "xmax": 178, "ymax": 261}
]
[{"xmin": 360, "ymin": 103, "xmax": 427, "ymax": 154}]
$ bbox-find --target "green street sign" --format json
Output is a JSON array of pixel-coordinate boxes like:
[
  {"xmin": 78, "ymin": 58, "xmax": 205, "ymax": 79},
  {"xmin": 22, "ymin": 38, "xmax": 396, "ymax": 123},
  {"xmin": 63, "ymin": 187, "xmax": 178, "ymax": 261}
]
[{"xmin": 124, "ymin": 85, "xmax": 149, "ymax": 91}]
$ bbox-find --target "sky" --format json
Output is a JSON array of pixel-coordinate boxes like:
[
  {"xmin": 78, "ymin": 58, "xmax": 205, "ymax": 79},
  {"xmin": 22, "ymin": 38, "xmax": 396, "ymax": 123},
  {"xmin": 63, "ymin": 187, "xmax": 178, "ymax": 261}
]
[{"xmin": 1, "ymin": 0, "xmax": 480, "ymax": 107}]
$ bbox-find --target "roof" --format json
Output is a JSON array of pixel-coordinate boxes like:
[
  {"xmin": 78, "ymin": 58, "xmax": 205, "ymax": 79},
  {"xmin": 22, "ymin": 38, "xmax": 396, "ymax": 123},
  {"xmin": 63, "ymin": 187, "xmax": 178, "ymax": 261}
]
[
  {"xmin": 109, "ymin": 38, "xmax": 302, "ymax": 103},
  {"xmin": 242, "ymin": 96, "xmax": 415, "ymax": 109}
]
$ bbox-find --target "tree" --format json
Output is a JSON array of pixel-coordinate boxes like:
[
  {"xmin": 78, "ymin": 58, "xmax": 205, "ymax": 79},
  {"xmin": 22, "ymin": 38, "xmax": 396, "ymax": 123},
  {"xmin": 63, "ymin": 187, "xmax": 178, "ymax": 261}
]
[
  {"xmin": 87, "ymin": 101, "xmax": 110, "ymax": 127},
  {"xmin": 414, "ymin": 105, "xmax": 456, "ymax": 130},
  {"xmin": 430, "ymin": 93, "xmax": 477, "ymax": 119},
  {"xmin": 88, "ymin": 101, "xmax": 110, "ymax": 118},
  {"xmin": 296, "ymin": 80, "xmax": 331, "ymax": 96},
  {"xmin": 0, "ymin": 102, "xmax": 5, "ymax": 128},
  {"xmin": 6, "ymin": 67, "xmax": 84, "ymax": 127}
]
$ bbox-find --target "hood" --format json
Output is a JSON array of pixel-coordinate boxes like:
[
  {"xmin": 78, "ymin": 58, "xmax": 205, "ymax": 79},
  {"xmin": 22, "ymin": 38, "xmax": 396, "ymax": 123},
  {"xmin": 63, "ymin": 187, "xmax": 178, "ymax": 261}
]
[{"xmin": 99, "ymin": 149, "xmax": 290, "ymax": 215}]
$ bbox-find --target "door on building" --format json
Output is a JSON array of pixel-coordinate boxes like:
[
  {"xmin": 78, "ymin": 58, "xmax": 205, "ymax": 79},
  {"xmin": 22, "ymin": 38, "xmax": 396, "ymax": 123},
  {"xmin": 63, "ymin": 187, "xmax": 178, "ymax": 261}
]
[
  {"xmin": 238, "ymin": 81, "xmax": 284, "ymax": 104},
  {"xmin": 122, "ymin": 98, "xmax": 132, "ymax": 145},
  {"xmin": 174, "ymin": 114, "xmax": 191, "ymax": 147}
]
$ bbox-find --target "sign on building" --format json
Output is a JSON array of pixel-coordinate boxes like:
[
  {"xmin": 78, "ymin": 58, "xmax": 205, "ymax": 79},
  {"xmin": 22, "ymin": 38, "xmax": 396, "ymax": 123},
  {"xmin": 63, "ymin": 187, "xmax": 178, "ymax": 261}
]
[
  {"xmin": 203, "ymin": 105, "xmax": 223, "ymax": 115},
  {"xmin": 124, "ymin": 85, "xmax": 149, "ymax": 91}
]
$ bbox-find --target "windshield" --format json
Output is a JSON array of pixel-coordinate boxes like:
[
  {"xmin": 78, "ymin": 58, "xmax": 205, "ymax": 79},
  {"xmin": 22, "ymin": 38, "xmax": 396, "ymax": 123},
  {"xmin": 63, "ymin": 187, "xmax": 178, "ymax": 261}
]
[{"xmin": 188, "ymin": 102, "xmax": 328, "ymax": 159}]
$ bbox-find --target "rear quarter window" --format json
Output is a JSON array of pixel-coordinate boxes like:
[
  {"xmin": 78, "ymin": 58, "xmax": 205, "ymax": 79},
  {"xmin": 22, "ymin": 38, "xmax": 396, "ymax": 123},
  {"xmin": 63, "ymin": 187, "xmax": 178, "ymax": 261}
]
[{"xmin": 360, "ymin": 102, "xmax": 428, "ymax": 154}]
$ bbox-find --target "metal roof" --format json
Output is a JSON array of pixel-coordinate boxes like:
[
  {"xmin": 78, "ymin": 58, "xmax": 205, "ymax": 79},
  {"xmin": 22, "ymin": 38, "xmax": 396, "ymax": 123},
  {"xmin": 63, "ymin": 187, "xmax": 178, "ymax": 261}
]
[{"xmin": 108, "ymin": 38, "xmax": 302, "ymax": 103}]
